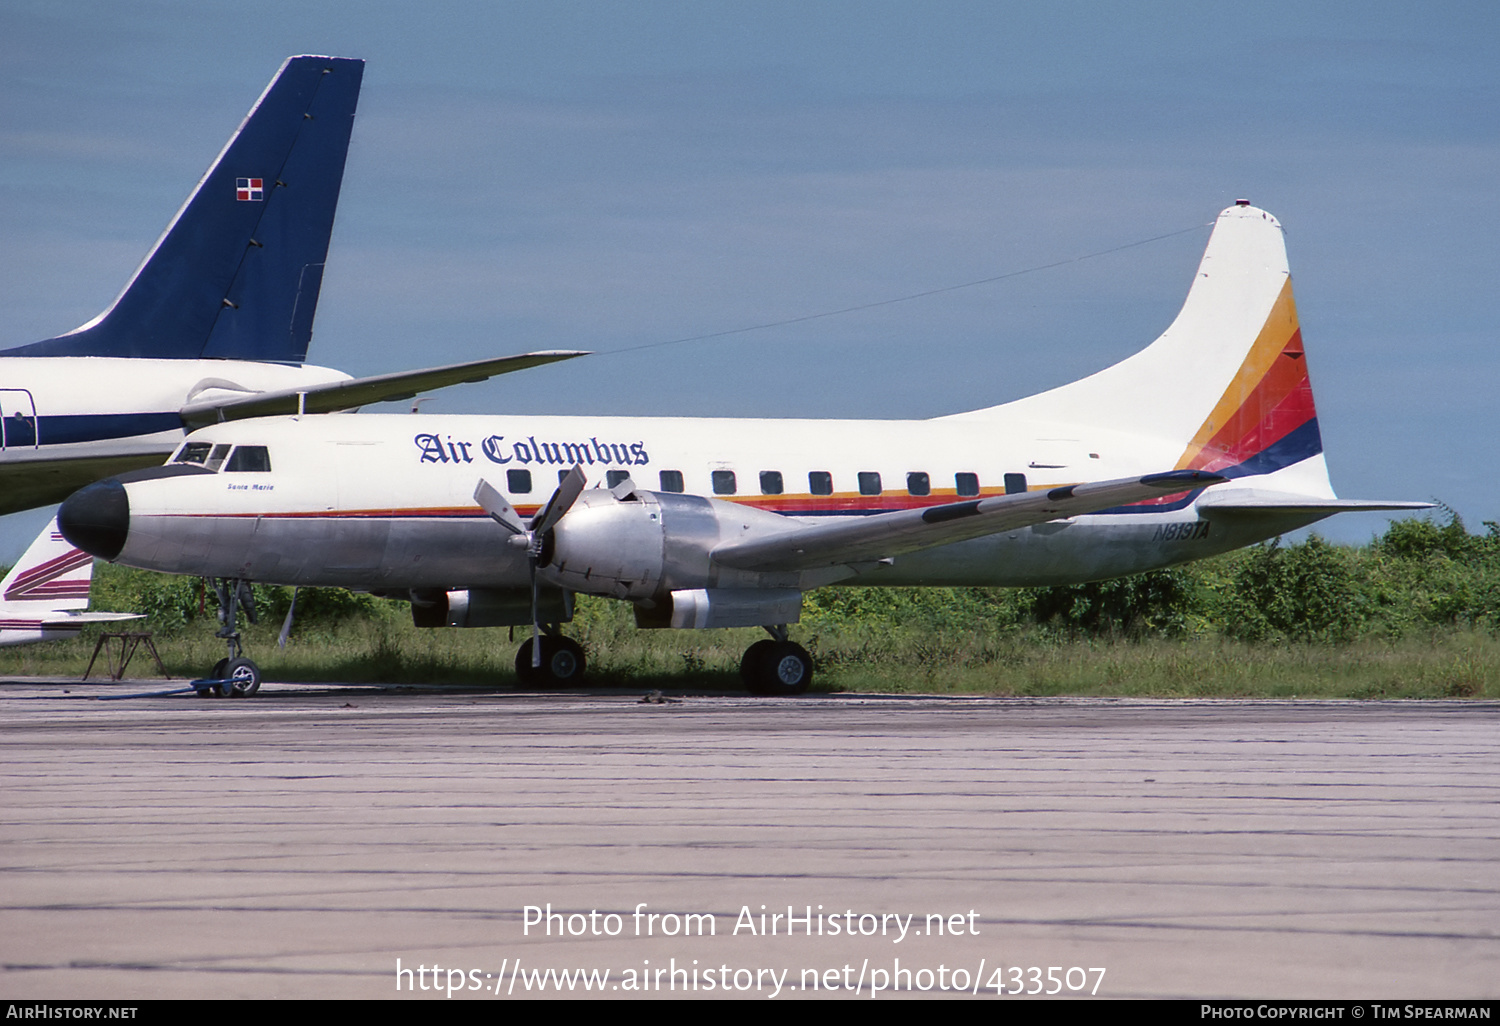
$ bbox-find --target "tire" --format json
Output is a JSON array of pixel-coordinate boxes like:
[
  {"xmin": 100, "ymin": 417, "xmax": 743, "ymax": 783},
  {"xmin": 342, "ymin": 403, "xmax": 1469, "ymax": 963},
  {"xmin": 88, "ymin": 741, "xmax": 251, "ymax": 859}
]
[
  {"xmin": 744, "ymin": 640, "xmax": 812, "ymax": 696},
  {"xmin": 220, "ymin": 657, "xmax": 261, "ymax": 697},
  {"xmin": 514, "ymin": 636, "xmax": 587, "ymax": 688},
  {"xmin": 739, "ymin": 639, "xmax": 777, "ymax": 694}
]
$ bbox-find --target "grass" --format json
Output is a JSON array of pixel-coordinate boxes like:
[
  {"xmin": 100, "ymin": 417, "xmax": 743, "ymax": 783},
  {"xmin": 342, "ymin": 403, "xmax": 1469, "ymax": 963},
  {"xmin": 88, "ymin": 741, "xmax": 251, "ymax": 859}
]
[{"xmin": 4, "ymin": 597, "xmax": 1496, "ymax": 699}]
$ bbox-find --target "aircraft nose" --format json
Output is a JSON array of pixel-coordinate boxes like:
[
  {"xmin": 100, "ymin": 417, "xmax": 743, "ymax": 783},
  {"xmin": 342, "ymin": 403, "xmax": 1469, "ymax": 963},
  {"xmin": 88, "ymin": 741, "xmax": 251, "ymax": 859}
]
[{"xmin": 58, "ymin": 478, "xmax": 129, "ymax": 561}]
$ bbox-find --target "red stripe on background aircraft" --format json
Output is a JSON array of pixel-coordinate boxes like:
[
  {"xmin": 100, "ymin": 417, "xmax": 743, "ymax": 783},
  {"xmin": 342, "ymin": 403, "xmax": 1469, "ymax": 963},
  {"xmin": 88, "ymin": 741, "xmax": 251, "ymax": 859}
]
[{"xmin": 0, "ymin": 519, "xmax": 140, "ymax": 646}]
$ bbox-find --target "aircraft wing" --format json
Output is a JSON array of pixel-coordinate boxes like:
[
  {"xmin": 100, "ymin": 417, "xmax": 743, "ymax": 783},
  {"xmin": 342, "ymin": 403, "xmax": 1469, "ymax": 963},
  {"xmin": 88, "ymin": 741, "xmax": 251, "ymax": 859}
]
[
  {"xmin": 180, "ymin": 350, "xmax": 588, "ymax": 428},
  {"xmin": 711, "ymin": 470, "xmax": 1225, "ymax": 573}
]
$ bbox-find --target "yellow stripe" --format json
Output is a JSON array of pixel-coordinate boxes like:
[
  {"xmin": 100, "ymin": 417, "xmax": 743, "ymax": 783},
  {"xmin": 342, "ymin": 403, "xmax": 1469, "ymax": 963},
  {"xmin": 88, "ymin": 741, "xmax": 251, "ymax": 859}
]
[{"xmin": 1175, "ymin": 277, "xmax": 1300, "ymax": 469}]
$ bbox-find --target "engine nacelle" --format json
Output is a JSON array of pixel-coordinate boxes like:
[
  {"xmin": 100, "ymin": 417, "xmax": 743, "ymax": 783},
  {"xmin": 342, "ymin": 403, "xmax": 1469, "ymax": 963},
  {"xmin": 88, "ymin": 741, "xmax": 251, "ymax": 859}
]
[
  {"xmin": 541, "ymin": 488, "xmax": 801, "ymax": 604},
  {"xmin": 410, "ymin": 587, "xmax": 573, "ymax": 628},
  {"xmin": 634, "ymin": 588, "xmax": 804, "ymax": 629}
]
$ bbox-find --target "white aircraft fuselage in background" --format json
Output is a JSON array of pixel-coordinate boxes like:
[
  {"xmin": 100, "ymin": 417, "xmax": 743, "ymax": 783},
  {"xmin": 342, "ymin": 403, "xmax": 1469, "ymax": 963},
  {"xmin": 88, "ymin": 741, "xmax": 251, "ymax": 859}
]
[
  {"xmin": 58, "ymin": 203, "xmax": 1426, "ymax": 693},
  {"xmin": 0, "ymin": 55, "xmax": 580, "ymax": 518},
  {"xmin": 0, "ymin": 359, "xmax": 350, "ymax": 514}
]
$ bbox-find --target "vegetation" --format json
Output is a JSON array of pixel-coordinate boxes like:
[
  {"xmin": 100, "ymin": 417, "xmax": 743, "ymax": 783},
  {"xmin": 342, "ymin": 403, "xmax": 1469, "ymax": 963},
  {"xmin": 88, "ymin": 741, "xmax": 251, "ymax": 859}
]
[{"xmin": 3, "ymin": 513, "xmax": 1497, "ymax": 698}]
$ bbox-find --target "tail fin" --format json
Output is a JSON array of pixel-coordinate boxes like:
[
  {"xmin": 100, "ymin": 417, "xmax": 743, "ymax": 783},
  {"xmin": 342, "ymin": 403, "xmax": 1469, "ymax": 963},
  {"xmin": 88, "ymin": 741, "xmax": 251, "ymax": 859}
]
[
  {"xmin": 952, "ymin": 202, "xmax": 1331, "ymax": 494},
  {"xmin": 0, "ymin": 518, "xmax": 93, "ymax": 616},
  {"xmin": 4, "ymin": 55, "xmax": 364, "ymax": 363},
  {"xmin": 0, "ymin": 518, "xmax": 142, "ymax": 646}
]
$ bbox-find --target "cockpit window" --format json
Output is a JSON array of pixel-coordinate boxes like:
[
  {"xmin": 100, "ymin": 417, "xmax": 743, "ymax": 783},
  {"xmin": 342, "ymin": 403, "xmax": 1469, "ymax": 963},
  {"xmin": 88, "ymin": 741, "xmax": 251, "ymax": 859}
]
[
  {"xmin": 224, "ymin": 445, "xmax": 271, "ymax": 472},
  {"xmin": 173, "ymin": 442, "xmax": 213, "ymax": 465},
  {"xmin": 205, "ymin": 444, "xmax": 232, "ymax": 472}
]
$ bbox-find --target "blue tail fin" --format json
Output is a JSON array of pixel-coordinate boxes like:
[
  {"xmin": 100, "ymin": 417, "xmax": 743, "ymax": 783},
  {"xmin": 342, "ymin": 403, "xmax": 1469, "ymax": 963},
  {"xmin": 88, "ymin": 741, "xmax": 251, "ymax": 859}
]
[{"xmin": 4, "ymin": 55, "xmax": 363, "ymax": 363}]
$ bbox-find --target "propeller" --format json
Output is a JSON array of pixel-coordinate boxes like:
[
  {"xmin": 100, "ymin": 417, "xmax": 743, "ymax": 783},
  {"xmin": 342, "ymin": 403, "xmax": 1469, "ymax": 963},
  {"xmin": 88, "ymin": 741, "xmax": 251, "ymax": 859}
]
[
  {"xmin": 277, "ymin": 587, "xmax": 298, "ymax": 650},
  {"xmin": 475, "ymin": 466, "xmax": 588, "ymax": 668}
]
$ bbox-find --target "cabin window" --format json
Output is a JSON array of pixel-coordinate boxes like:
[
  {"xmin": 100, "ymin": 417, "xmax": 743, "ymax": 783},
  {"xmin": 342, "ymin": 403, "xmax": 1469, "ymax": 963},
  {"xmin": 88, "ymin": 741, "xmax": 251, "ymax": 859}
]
[
  {"xmin": 173, "ymin": 442, "xmax": 212, "ymax": 465},
  {"xmin": 507, "ymin": 468, "xmax": 532, "ymax": 494},
  {"xmin": 606, "ymin": 469, "xmax": 631, "ymax": 488},
  {"xmin": 760, "ymin": 471, "xmax": 784, "ymax": 495},
  {"xmin": 712, "ymin": 470, "xmax": 737, "ymax": 495},
  {"xmin": 659, "ymin": 470, "xmax": 684, "ymax": 493},
  {"xmin": 1004, "ymin": 472, "xmax": 1028, "ymax": 495},
  {"xmin": 224, "ymin": 445, "xmax": 271, "ymax": 472},
  {"xmin": 956, "ymin": 472, "xmax": 979, "ymax": 497},
  {"xmin": 858, "ymin": 472, "xmax": 882, "ymax": 496},
  {"xmin": 558, "ymin": 469, "xmax": 571, "ymax": 485},
  {"xmin": 906, "ymin": 472, "xmax": 930, "ymax": 496},
  {"xmin": 809, "ymin": 471, "xmax": 833, "ymax": 495}
]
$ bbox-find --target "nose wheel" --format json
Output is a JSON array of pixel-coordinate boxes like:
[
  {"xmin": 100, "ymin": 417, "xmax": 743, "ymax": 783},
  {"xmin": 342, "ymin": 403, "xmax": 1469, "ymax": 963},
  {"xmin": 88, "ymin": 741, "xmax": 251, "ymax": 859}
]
[
  {"xmin": 515, "ymin": 635, "xmax": 587, "ymax": 688},
  {"xmin": 206, "ymin": 656, "xmax": 262, "ymax": 697},
  {"xmin": 199, "ymin": 578, "xmax": 263, "ymax": 697}
]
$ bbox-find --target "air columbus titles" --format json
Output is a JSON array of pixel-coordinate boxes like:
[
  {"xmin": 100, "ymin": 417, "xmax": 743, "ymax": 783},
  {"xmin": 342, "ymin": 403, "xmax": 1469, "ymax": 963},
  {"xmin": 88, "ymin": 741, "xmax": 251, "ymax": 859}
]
[{"xmin": 414, "ymin": 432, "xmax": 649, "ymax": 468}]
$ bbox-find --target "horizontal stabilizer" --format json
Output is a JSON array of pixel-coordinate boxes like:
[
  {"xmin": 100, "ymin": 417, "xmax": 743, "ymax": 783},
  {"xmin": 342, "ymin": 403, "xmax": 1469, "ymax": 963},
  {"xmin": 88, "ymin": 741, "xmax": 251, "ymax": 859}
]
[
  {"xmin": 713, "ymin": 470, "xmax": 1225, "ymax": 573},
  {"xmin": 180, "ymin": 350, "xmax": 588, "ymax": 428},
  {"xmin": 39, "ymin": 611, "xmax": 145, "ymax": 626},
  {"xmin": 1196, "ymin": 489, "xmax": 1433, "ymax": 516}
]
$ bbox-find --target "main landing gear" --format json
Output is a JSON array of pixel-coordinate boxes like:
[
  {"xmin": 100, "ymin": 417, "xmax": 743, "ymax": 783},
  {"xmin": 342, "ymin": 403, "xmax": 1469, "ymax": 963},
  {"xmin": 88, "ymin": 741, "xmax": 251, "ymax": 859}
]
[
  {"xmin": 514, "ymin": 627, "xmax": 587, "ymax": 689},
  {"xmin": 740, "ymin": 626, "xmax": 813, "ymax": 696},
  {"xmin": 200, "ymin": 578, "xmax": 261, "ymax": 698}
]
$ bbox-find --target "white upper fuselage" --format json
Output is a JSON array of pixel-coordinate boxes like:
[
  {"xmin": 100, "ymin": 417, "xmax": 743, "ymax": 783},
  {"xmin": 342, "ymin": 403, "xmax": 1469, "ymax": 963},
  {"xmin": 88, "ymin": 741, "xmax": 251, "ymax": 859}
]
[
  {"xmin": 0, "ymin": 357, "xmax": 350, "ymax": 513},
  {"xmin": 0, "ymin": 357, "xmax": 351, "ymax": 462},
  {"xmin": 108, "ymin": 411, "xmax": 1324, "ymax": 593}
]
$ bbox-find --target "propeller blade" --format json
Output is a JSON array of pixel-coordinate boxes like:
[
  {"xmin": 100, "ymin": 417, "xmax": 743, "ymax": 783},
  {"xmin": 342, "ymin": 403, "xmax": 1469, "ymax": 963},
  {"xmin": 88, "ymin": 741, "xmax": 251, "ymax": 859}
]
[
  {"xmin": 529, "ymin": 558, "xmax": 542, "ymax": 669},
  {"xmin": 608, "ymin": 476, "xmax": 638, "ymax": 500},
  {"xmin": 531, "ymin": 465, "xmax": 587, "ymax": 535},
  {"xmin": 277, "ymin": 588, "xmax": 298, "ymax": 650},
  {"xmin": 474, "ymin": 479, "xmax": 527, "ymax": 535}
]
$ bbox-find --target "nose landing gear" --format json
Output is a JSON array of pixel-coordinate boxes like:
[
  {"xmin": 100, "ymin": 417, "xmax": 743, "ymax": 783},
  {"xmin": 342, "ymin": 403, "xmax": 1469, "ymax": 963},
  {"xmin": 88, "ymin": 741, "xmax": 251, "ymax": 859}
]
[{"xmin": 200, "ymin": 578, "xmax": 261, "ymax": 697}]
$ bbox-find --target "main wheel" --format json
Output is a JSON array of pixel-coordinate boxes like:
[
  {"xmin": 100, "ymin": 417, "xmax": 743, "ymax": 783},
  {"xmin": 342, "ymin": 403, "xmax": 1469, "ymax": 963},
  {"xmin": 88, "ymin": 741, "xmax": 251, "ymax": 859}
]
[
  {"xmin": 743, "ymin": 640, "xmax": 812, "ymax": 696},
  {"xmin": 514, "ymin": 636, "xmax": 587, "ymax": 688},
  {"xmin": 740, "ymin": 639, "xmax": 777, "ymax": 694},
  {"xmin": 220, "ymin": 657, "xmax": 261, "ymax": 697}
]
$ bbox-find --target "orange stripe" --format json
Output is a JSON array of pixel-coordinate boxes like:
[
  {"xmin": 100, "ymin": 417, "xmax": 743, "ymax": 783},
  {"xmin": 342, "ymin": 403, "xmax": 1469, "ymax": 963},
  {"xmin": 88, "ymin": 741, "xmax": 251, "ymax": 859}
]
[{"xmin": 1176, "ymin": 278, "xmax": 1302, "ymax": 470}]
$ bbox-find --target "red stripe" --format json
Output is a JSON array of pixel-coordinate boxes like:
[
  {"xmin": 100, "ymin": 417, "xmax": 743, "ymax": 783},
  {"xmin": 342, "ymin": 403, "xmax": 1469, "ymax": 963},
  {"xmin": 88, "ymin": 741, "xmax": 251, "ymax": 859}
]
[{"xmin": 5, "ymin": 549, "xmax": 92, "ymax": 600}]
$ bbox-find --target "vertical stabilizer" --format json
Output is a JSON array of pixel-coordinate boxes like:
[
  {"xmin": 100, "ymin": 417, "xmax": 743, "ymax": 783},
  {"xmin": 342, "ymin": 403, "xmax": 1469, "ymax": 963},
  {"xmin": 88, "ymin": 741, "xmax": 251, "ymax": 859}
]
[
  {"xmin": 0, "ymin": 518, "xmax": 93, "ymax": 621},
  {"xmin": 4, "ymin": 55, "xmax": 364, "ymax": 362},
  {"xmin": 950, "ymin": 203, "xmax": 1329, "ymax": 490}
]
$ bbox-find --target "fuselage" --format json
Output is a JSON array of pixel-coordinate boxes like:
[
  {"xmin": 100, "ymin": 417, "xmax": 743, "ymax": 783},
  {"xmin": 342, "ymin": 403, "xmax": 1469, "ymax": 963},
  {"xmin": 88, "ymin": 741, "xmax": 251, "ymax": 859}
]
[
  {"xmin": 80, "ymin": 411, "xmax": 1325, "ymax": 594},
  {"xmin": 0, "ymin": 358, "xmax": 351, "ymax": 514}
]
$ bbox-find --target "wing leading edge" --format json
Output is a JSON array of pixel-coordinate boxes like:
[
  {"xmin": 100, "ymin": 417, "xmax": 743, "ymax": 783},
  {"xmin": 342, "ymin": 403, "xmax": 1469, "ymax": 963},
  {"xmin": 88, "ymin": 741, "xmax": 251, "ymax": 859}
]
[
  {"xmin": 712, "ymin": 470, "xmax": 1227, "ymax": 573},
  {"xmin": 179, "ymin": 350, "xmax": 589, "ymax": 428}
]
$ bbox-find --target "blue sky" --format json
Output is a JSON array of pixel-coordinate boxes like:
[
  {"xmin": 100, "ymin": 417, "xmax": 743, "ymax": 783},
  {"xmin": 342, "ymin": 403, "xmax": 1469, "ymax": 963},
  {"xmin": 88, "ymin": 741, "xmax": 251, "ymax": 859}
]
[{"xmin": 1, "ymin": 1, "xmax": 1496, "ymax": 559}]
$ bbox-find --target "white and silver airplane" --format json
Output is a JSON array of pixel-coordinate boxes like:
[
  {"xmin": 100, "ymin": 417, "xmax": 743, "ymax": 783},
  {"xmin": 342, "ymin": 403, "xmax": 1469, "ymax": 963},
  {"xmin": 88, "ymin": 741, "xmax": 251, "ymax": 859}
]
[
  {"xmin": 56, "ymin": 202, "xmax": 1425, "ymax": 695},
  {"xmin": 0, "ymin": 517, "xmax": 140, "ymax": 647},
  {"xmin": 0, "ymin": 55, "xmax": 581, "ymax": 516}
]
